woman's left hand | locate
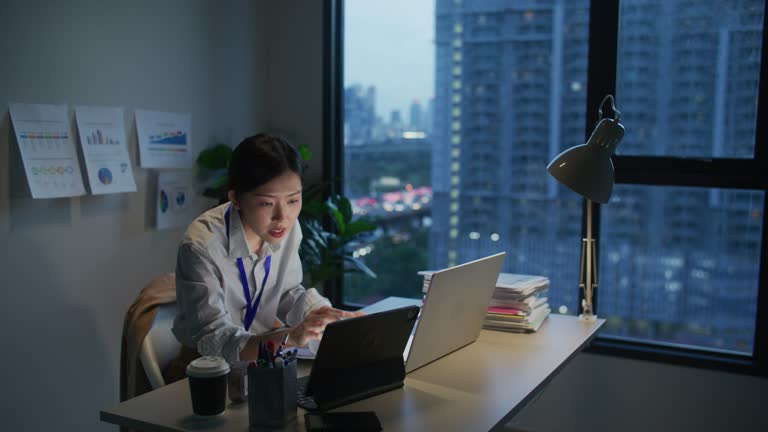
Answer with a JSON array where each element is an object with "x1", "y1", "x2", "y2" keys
[{"x1": 287, "y1": 307, "x2": 365, "y2": 347}]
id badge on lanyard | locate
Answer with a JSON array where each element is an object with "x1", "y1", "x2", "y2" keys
[{"x1": 225, "y1": 204, "x2": 272, "y2": 330}]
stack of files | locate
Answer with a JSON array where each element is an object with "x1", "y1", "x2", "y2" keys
[{"x1": 483, "y1": 273, "x2": 551, "y2": 333}]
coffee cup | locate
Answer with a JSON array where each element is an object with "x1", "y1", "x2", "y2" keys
[{"x1": 186, "y1": 356, "x2": 230, "y2": 416}]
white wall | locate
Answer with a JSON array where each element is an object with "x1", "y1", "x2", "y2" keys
[
  {"x1": 0, "y1": 1, "x2": 267, "y2": 430},
  {"x1": 4, "y1": 2, "x2": 765, "y2": 432},
  {"x1": 263, "y1": 0, "x2": 325, "y2": 185}
]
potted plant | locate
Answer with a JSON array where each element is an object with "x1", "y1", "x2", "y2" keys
[{"x1": 196, "y1": 143, "x2": 377, "y2": 289}]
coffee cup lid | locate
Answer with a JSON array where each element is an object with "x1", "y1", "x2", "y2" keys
[{"x1": 186, "y1": 356, "x2": 230, "y2": 378}]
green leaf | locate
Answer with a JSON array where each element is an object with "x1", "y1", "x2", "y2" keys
[
  {"x1": 336, "y1": 195, "x2": 353, "y2": 223},
  {"x1": 326, "y1": 205, "x2": 346, "y2": 236},
  {"x1": 196, "y1": 144, "x2": 232, "y2": 170},
  {"x1": 297, "y1": 144, "x2": 312, "y2": 162},
  {"x1": 345, "y1": 218, "x2": 377, "y2": 237},
  {"x1": 343, "y1": 255, "x2": 377, "y2": 279},
  {"x1": 300, "y1": 200, "x2": 327, "y2": 220}
]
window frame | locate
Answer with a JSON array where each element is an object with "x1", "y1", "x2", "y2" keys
[
  {"x1": 326, "y1": 0, "x2": 768, "y2": 376},
  {"x1": 584, "y1": 0, "x2": 768, "y2": 376}
]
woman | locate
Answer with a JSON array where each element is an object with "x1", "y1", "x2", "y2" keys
[{"x1": 172, "y1": 133, "x2": 357, "y2": 365}]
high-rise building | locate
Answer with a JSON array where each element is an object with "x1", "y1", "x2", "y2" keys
[
  {"x1": 432, "y1": 0, "x2": 762, "y2": 350},
  {"x1": 388, "y1": 109, "x2": 404, "y2": 137},
  {"x1": 599, "y1": 0, "x2": 763, "y2": 350},
  {"x1": 425, "y1": 97, "x2": 435, "y2": 135},
  {"x1": 409, "y1": 99, "x2": 425, "y2": 131},
  {"x1": 432, "y1": 0, "x2": 589, "y2": 311},
  {"x1": 345, "y1": 84, "x2": 376, "y2": 145}
]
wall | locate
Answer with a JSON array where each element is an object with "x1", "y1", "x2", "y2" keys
[
  {"x1": 0, "y1": 1, "x2": 266, "y2": 430},
  {"x1": 5, "y1": 2, "x2": 765, "y2": 432},
  {"x1": 263, "y1": 0, "x2": 325, "y2": 185}
]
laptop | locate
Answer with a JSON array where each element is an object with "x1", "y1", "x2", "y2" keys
[
  {"x1": 404, "y1": 252, "x2": 506, "y2": 373},
  {"x1": 297, "y1": 305, "x2": 420, "y2": 411}
]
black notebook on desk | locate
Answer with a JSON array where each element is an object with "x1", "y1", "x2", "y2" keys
[{"x1": 297, "y1": 305, "x2": 420, "y2": 411}]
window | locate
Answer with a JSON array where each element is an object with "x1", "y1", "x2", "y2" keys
[
  {"x1": 588, "y1": 0, "x2": 768, "y2": 372},
  {"x1": 600, "y1": 185, "x2": 763, "y2": 354},
  {"x1": 331, "y1": 0, "x2": 768, "y2": 374},
  {"x1": 341, "y1": 0, "x2": 591, "y2": 316}
]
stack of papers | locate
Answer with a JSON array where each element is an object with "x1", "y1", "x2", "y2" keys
[{"x1": 483, "y1": 273, "x2": 551, "y2": 333}]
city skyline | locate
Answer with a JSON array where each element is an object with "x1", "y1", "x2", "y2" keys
[
  {"x1": 344, "y1": 0, "x2": 764, "y2": 354},
  {"x1": 345, "y1": 0, "x2": 435, "y2": 119}
]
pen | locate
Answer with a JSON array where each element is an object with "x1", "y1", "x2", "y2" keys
[
  {"x1": 277, "y1": 332, "x2": 290, "y2": 355},
  {"x1": 266, "y1": 340, "x2": 276, "y2": 367},
  {"x1": 283, "y1": 348, "x2": 298, "y2": 365}
]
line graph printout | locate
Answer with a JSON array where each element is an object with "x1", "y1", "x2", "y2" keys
[
  {"x1": 9, "y1": 103, "x2": 86, "y2": 198},
  {"x1": 135, "y1": 110, "x2": 192, "y2": 168},
  {"x1": 75, "y1": 106, "x2": 137, "y2": 194}
]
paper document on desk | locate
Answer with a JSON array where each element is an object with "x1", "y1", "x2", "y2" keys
[{"x1": 294, "y1": 346, "x2": 315, "y2": 360}]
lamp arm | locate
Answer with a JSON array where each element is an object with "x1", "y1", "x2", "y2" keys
[{"x1": 579, "y1": 199, "x2": 598, "y2": 321}]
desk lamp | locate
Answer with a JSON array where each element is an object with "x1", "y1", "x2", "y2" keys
[{"x1": 547, "y1": 95, "x2": 624, "y2": 321}]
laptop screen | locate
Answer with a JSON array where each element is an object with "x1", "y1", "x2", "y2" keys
[{"x1": 405, "y1": 252, "x2": 506, "y2": 373}]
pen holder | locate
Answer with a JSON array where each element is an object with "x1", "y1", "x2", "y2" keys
[{"x1": 247, "y1": 361, "x2": 297, "y2": 428}]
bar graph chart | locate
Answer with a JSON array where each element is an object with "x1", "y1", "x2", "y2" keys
[{"x1": 85, "y1": 129, "x2": 120, "y2": 145}]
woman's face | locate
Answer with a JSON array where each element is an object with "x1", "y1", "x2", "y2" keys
[{"x1": 232, "y1": 171, "x2": 303, "y2": 246}]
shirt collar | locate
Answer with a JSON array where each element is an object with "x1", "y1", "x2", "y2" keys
[{"x1": 226, "y1": 204, "x2": 281, "y2": 259}]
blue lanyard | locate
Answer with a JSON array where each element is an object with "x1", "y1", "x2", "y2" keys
[{"x1": 225, "y1": 204, "x2": 272, "y2": 330}]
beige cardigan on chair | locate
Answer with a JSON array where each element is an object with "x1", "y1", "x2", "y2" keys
[{"x1": 119, "y1": 273, "x2": 177, "y2": 402}]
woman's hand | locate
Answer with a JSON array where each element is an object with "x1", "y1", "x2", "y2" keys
[{"x1": 287, "y1": 307, "x2": 366, "y2": 347}]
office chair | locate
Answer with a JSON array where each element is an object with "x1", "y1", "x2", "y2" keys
[{"x1": 139, "y1": 303, "x2": 181, "y2": 389}]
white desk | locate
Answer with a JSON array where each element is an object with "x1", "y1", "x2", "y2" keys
[{"x1": 102, "y1": 314, "x2": 603, "y2": 432}]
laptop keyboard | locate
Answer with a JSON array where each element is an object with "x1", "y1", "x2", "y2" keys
[{"x1": 296, "y1": 375, "x2": 318, "y2": 411}]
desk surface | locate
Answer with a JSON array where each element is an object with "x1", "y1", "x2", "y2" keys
[{"x1": 102, "y1": 313, "x2": 603, "y2": 432}]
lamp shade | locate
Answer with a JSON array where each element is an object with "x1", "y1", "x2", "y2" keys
[{"x1": 547, "y1": 117, "x2": 625, "y2": 204}]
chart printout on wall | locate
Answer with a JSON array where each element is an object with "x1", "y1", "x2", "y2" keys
[
  {"x1": 135, "y1": 109, "x2": 192, "y2": 169},
  {"x1": 9, "y1": 103, "x2": 87, "y2": 199},
  {"x1": 157, "y1": 170, "x2": 195, "y2": 230},
  {"x1": 74, "y1": 106, "x2": 137, "y2": 195}
]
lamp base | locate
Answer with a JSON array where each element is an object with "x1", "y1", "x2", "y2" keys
[{"x1": 578, "y1": 313, "x2": 598, "y2": 322}]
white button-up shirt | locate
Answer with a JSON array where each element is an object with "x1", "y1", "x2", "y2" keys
[{"x1": 172, "y1": 202, "x2": 331, "y2": 363}]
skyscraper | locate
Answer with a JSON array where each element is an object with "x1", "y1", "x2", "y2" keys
[
  {"x1": 432, "y1": 0, "x2": 589, "y2": 311},
  {"x1": 409, "y1": 99, "x2": 425, "y2": 131},
  {"x1": 432, "y1": 0, "x2": 763, "y2": 350},
  {"x1": 345, "y1": 84, "x2": 376, "y2": 145}
]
